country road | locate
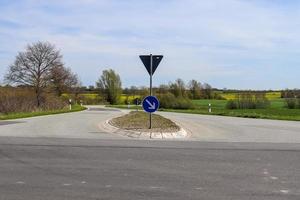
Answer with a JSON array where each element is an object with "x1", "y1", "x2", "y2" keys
[
  {"x1": 1, "y1": 106, "x2": 300, "y2": 143},
  {"x1": 0, "y1": 138, "x2": 300, "y2": 200},
  {"x1": 0, "y1": 106, "x2": 300, "y2": 200},
  {"x1": 0, "y1": 106, "x2": 126, "y2": 139},
  {"x1": 160, "y1": 111, "x2": 300, "y2": 143}
]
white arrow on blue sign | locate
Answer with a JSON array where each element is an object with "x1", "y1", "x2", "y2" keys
[{"x1": 142, "y1": 96, "x2": 159, "y2": 113}]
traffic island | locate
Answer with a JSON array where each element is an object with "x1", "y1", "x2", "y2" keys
[{"x1": 105, "y1": 111, "x2": 188, "y2": 139}]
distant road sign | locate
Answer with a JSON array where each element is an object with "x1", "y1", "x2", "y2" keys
[
  {"x1": 142, "y1": 96, "x2": 159, "y2": 113},
  {"x1": 139, "y1": 55, "x2": 163, "y2": 75}
]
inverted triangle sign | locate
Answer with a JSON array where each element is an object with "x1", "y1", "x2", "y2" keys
[{"x1": 139, "y1": 55, "x2": 163, "y2": 75}]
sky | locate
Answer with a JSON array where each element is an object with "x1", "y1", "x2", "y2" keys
[{"x1": 0, "y1": 0, "x2": 300, "y2": 90}]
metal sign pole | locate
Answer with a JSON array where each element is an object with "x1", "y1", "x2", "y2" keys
[
  {"x1": 149, "y1": 54, "x2": 153, "y2": 129},
  {"x1": 139, "y1": 54, "x2": 163, "y2": 129}
]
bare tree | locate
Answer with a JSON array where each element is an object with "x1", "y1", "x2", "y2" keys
[
  {"x1": 202, "y1": 83, "x2": 213, "y2": 99},
  {"x1": 188, "y1": 80, "x2": 202, "y2": 99},
  {"x1": 169, "y1": 78, "x2": 186, "y2": 97},
  {"x1": 5, "y1": 41, "x2": 63, "y2": 107},
  {"x1": 50, "y1": 64, "x2": 79, "y2": 96}
]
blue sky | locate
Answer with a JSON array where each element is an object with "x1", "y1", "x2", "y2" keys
[{"x1": 0, "y1": 0, "x2": 299, "y2": 89}]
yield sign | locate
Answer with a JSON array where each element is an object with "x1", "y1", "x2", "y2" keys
[{"x1": 139, "y1": 55, "x2": 163, "y2": 75}]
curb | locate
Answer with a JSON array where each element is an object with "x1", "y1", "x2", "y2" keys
[{"x1": 99, "y1": 115, "x2": 188, "y2": 140}]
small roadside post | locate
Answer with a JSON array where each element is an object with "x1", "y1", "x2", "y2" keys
[
  {"x1": 69, "y1": 99, "x2": 72, "y2": 110},
  {"x1": 139, "y1": 54, "x2": 163, "y2": 129},
  {"x1": 134, "y1": 98, "x2": 139, "y2": 111},
  {"x1": 208, "y1": 103, "x2": 212, "y2": 113}
]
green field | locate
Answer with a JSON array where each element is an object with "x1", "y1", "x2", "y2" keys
[
  {"x1": 62, "y1": 91, "x2": 300, "y2": 121},
  {"x1": 167, "y1": 99, "x2": 300, "y2": 121},
  {"x1": 109, "y1": 98, "x2": 300, "y2": 121}
]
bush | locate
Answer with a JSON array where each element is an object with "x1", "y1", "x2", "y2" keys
[
  {"x1": 226, "y1": 92, "x2": 270, "y2": 109},
  {"x1": 0, "y1": 87, "x2": 67, "y2": 114},
  {"x1": 158, "y1": 93, "x2": 194, "y2": 109},
  {"x1": 0, "y1": 88, "x2": 36, "y2": 113},
  {"x1": 226, "y1": 100, "x2": 238, "y2": 109},
  {"x1": 285, "y1": 98, "x2": 297, "y2": 109},
  {"x1": 40, "y1": 94, "x2": 67, "y2": 110}
]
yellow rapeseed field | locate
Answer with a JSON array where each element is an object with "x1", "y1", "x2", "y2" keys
[{"x1": 220, "y1": 92, "x2": 281, "y2": 100}]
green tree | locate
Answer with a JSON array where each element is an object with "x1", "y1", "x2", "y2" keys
[{"x1": 96, "y1": 69, "x2": 122, "y2": 105}]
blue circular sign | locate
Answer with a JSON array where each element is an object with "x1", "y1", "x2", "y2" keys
[{"x1": 142, "y1": 96, "x2": 159, "y2": 113}]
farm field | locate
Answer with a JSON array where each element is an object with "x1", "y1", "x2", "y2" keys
[
  {"x1": 62, "y1": 90, "x2": 300, "y2": 121},
  {"x1": 110, "y1": 98, "x2": 300, "y2": 121},
  {"x1": 186, "y1": 99, "x2": 300, "y2": 121},
  {"x1": 219, "y1": 91, "x2": 281, "y2": 100}
]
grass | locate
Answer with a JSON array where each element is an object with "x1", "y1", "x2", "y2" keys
[
  {"x1": 109, "y1": 98, "x2": 300, "y2": 121},
  {"x1": 163, "y1": 99, "x2": 300, "y2": 121},
  {"x1": 110, "y1": 111, "x2": 179, "y2": 132},
  {"x1": 0, "y1": 104, "x2": 86, "y2": 120},
  {"x1": 162, "y1": 107, "x2": 300, "y2": 121}
]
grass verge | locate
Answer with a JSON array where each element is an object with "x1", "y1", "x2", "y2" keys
[
  {"x1": 0, "y1": 104, "x2": 86, "y2": 120},
  {"x1": 110, "y1": 111, "x2": 180, "y2": 132}
]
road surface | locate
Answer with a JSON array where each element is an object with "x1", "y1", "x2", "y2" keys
[
  {"x1": 1, "y1": 106, "x2": 300, "y2": 143},
  {"x1": 0, "y1": 138, "x2": 299, "y2": 200},
  {"x1": 160, "y1": 111, "x2": 300, "y2": 143},
  {"x1": 0, "y1": 106, "x2": 126, "y2": 139},
  {"x1": 0, "y1": 106, "x2": 300, "y2": 199}
]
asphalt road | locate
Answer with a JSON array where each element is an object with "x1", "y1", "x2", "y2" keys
[
  {"x1": 0, "y1": 106, "x2": 127, "y2": 139},
  {"x1": 160, "y1": 111, "x2": 300, "y2": 143},
  {"x1": 0, "y1": 106, "x2": 300, "y2": 199},
  {"x1": 1, "y1": 106, "x2": 300, "y2": 143},
  {"x1": 0, "y1": 138, "x2": 299, "y2": 200}
]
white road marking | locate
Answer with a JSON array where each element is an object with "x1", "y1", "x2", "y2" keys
[
  {"x1": 280, "y1": 189, "x2": 289, "y2": 194},
  {"x1": 281, "y1": 181, "x2": 287, "y2": 184},
  {"x1": 150, "y1": 186, "x2": 162, "y2": 189},
  {"x1": 63, "y1": 183, "x2": 71, "y2": 186},
  {"x1": 195, "y1": 187, "x2": 203, "y2": 190},
  {"x1": 105, "y1": 185, "x2": 112, "y2": 188},
  {"x1": 263, "y1": 169, "x2": 269, "y2": 175},
  {"x1": 81, "y1": 181, "x2": 86, "y2": 184},
  {"x1": 16, "y1": 181, "x2": 25, "y2": 184},
  {"x1": 270, "y1": 176, "x2": 278, "y2": 180}
]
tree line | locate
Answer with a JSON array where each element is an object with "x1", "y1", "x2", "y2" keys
[
  {"x1": 96, "y1": 70, "x2": 221, "y2": 109},
  {"x1": 2, "y1": 41, "x2": 299, "y2": 114}
]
